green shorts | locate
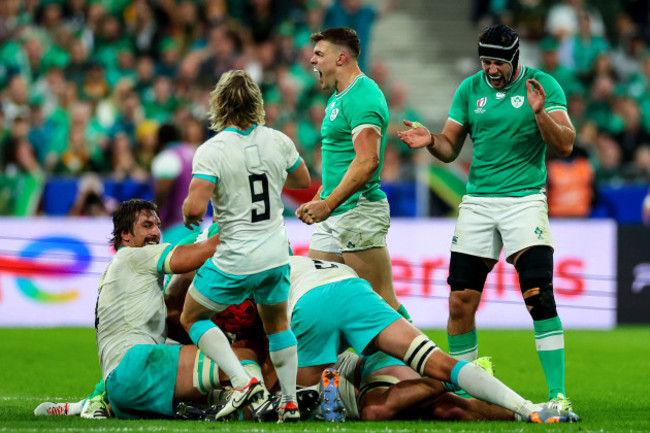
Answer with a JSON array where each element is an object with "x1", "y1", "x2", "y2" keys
[
  {"x1": 193, "y1": 259, "x2": 290, "y2": 306},
  {"x1": 291, "y1": 278, "x2": 401, "y2": 367},
  {"x1": 105, "y1": 344, "x2": 180, "y2": 419}
]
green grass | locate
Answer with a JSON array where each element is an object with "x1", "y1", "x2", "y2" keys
[{"x1": 1, "y1": 327, "x2": 649, "y2": 432}]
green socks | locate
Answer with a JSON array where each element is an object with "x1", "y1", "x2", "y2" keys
[
  {"x1": 534, "y1": 316, "x2": 566, "y2": 399},
  {"x1": 448, "y1": 328, "x2": 478, "y2": 361}
]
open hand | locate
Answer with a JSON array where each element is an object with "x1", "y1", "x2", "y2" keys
[
  {"x1": 526, "y1": 78, "x2": 546, "y2": 114},
  {"x1": 397, "y1": 120, "x2": 432, "y2": 149}
]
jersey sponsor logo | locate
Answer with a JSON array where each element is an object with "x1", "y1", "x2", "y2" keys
[
  {"x1": 474, "y1": 97, "x2": 487, "y2": 114},
  {"x1": 496, "y1": 92, "x2": 506, "y2": 99},
  {"x1": 330, "y1": 108, "x2": 340, "y2": 121},
  {"x1": 511, "y1": 95, "x2": 525, "y2": 108}
]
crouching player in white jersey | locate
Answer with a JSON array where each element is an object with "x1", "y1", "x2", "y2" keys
[
  {"x1": 181, "y1": 70, "x2": 311, "y2": 422},
  {"x1": 286, "y1": 256, "x2": 580, "y2": 424},
  {"x1": 94, "y1": 199, "x2": 222, "y2": 419}
]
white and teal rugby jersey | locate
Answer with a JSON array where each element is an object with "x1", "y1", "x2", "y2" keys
[{"x1": 192, "y1": 125, "x2": 301, "y2": 275}]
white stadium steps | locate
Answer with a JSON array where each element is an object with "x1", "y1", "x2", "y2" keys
[{"x1": 368, "y1": 0, "x2": 479, "y2": 130}]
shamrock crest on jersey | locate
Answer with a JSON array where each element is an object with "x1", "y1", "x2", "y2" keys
[{"x1": 511, "y1": 95, "x2": 525, "y2": 108}]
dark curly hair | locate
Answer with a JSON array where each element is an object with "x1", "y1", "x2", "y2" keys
[{"x1": 110, "y1": 199, "x2": 158, "y2": 251}]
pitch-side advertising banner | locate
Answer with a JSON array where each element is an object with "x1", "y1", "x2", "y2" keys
[{"x1": 0, "y1": 218, "x2": 616, "y2": 329}]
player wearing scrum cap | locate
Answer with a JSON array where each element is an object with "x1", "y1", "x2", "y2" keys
[{"x1": 398, "y1": 24, "x2": 576, "y2": 411}]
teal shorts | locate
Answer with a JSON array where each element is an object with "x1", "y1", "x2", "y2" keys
[
  {"x1": 360, "y1": 351, "x2": 406, "y2": 383},
  {"x1": 291, "y1": 278, "x2": 401, "y2": 367},
  {"x1": 193, "y1": 260, "x2": 290, "y2": 306},
  {"x1": 105, "y1": 344, "x2": 180, "y2": 419}
]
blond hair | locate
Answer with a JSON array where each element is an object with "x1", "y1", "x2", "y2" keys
[{"x1": 208, "y1": 70, "x2": 265, "y2": 131}]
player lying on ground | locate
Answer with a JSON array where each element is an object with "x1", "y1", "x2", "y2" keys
[
  {"x1": 286, "y1": 256, "x2": 580, "y2": 424},
  {"x1": 330, "y1": 351, "x2": 544, "y2": 422}
]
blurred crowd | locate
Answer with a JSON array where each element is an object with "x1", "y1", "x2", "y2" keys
[
  {"x1": 0, "y1": 0, "x2": 404, "y2": 216},
  {"x1": 0, "y1": 0, "x2": 648, "y2": 219}
]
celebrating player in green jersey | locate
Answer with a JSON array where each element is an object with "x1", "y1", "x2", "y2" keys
[
  {"x1": 398, "y1": 24, "x2": 576, "y2": 411},
  {"x1": 296, "y1": 27, "x2": 408, "y2": 319}
]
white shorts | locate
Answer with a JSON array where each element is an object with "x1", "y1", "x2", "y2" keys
[
  {"x1": 309, "y1": 198, "x2": 390, "y2": 254},
  {"x1": 450, "y1": 194, "x2": 553, "y2": 262}
]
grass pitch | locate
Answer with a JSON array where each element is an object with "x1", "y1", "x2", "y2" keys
[{"x1": 1, "y1": 327, "x2": 648, "y2": 432}]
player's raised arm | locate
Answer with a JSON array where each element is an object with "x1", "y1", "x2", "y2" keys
[
  {"x1": 526, "y1": 78, "x2": 575, "y2": 158},
  {"x1": 398, "y1": 119, "x2": 467, "y2": 163}
]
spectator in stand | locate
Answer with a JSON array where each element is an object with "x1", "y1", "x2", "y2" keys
[
  {"x1": 386, "y1": 80, "x2": 420, "y2": 175},
  {"x1": 134, "y1": 119, "x2": 159, "y2": 172},
  {"x1": 546, "y1": 0, "x2": 606, "y2": 42},
  {"x1": 585, "y1": 74, "x2": 618, "y2": 134},
  {"x1": 1, "y1": 75, "x2": 30, "y2": 127},
  {"x1": 106, "y1": 44, "x2": 137, "y2": 88},
  {"x1": 2, "y1": 115, "x2": 40, "y2": 176},
  {"x1": 157, "y1": 37, "x2": 181, "y2": 78},
  {"x1": 562, "y1": 10, "x2": 610, "y2": 84},
  {"x1": 143, "y1": 76, "x2": 177, "y2": 123},
  {"x1": 610, "y1": 13, "x2": 646, "y2": 83},
  {"x1": 133, "y1": 55, "x2": 155, "y2": 102},
  {"x1": 151, "y1": 121, "x2": 198, "y2": 244},
  {"x1": 108, "y1": 131, "x2": 148, "y2": 181},
  {"x1": 594, "y1": 132, "x2": 625, "y2": 183},
  {"x1": 68, "y1": 173, "x2": 111, "y2": 217},
  {"x1": 108, "y1": 88, "x2": 144, "y2": 144},
  {"x1": 546, "y1": 144, "x2": 595, "y2": 218},
  {"x1": 614, "y1": 96, "x2": 650, "y2": 163},
  {"x1": 197, "y1": 24, "x2": 241, "y2": 88},
  {"x1": 128, "y1": 0, "x2": 166, "y2": 60},
  {"x1": 538, "y1": 37, "x2": 582, "y2": 97},
  {"x1": 65, "y1": 38, "x2": 91, "y2": 89},
  {"x1": 324, "y1": 0, "x2": 399, "y2": 71}
]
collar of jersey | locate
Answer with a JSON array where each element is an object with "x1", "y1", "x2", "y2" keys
[
  {"x1": 223, "y1": 124, "x2": 257, "y2": 135},
  {"x1": 483, "y1": 65, "x2": 526, "y2": 91},
  {"x1": 335, "y1": 74, "x2": 366, "y2": 99}
]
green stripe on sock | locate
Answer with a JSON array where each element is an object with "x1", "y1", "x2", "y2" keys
[
  {"x1": 197, "y1": 352, "x2": 207, "y2": 394},
  {"x1": 448, "y1": 329, "x2": 478, "y2": 358},
  {"x1": 209, "y1": 358, "x2": 216, "y2": 388}
]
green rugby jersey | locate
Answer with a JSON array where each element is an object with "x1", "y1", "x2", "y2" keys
[
  {"x1": 449, "y1": 66, "x2": 567, "y2": 196},
  {"x1": 320, "y1": 74, "x2": 388, "y2": 214}
]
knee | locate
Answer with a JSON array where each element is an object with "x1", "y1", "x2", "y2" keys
[
  {"x1": 448, "y1": 292, "x2": 478, "y2": 322},
  {"x1": 515, "y1": 247, "x2": 558, "y2": 320},
  {"x1": 447, "y1": 253, "x2": 490, "y2": 293}
]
